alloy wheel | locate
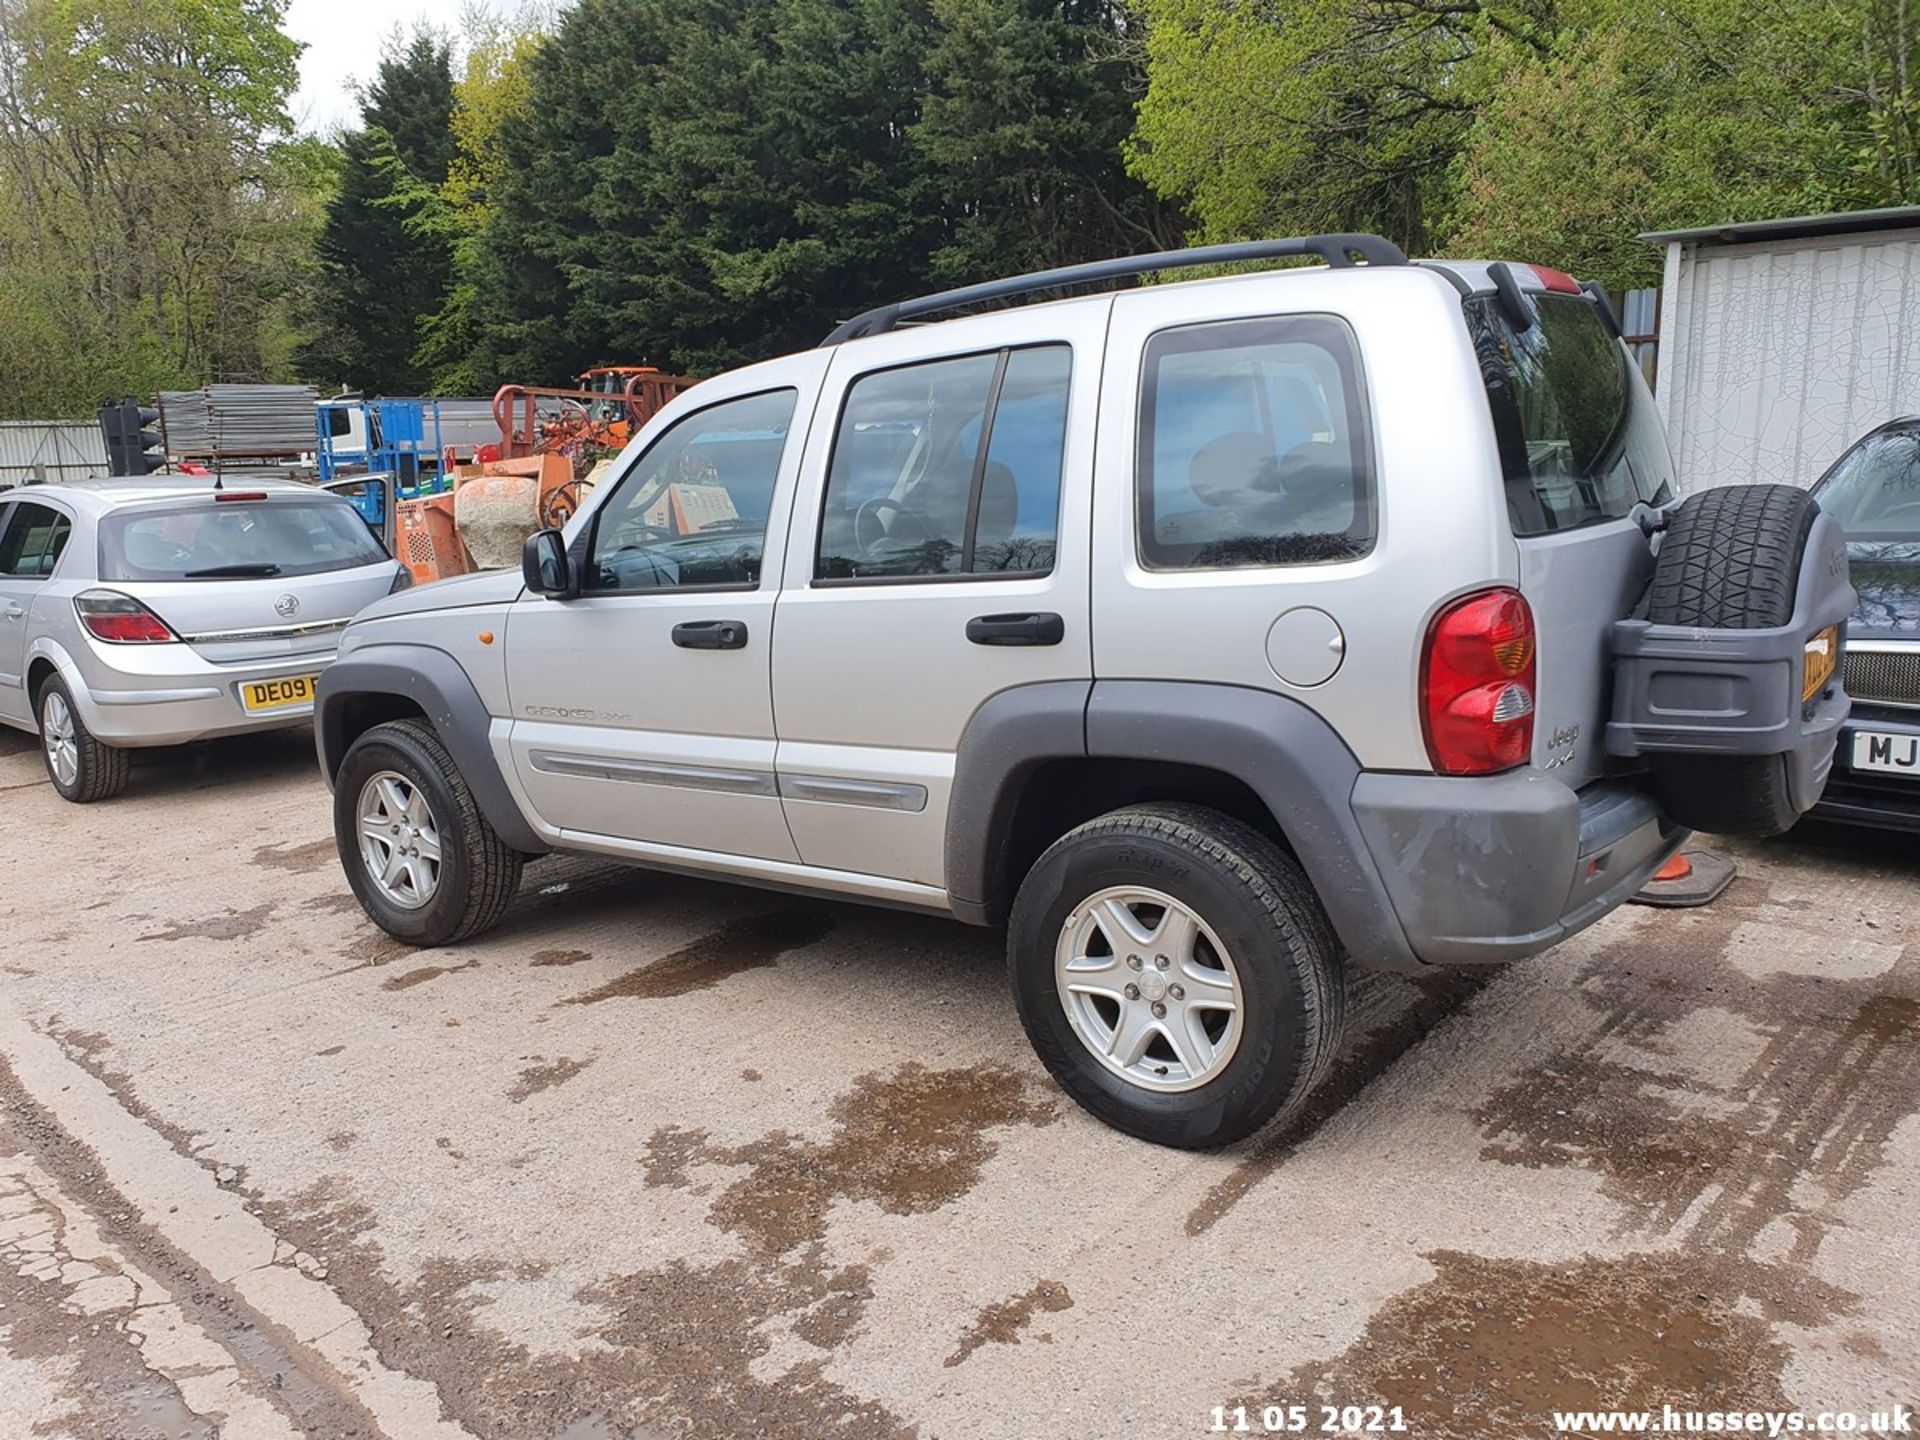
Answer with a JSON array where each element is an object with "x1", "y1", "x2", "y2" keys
[
  {"x1": 40, "y1": 691, "x2": 78, "y2": 789},
  {"x1": 1053, "y1": 886, "x2": 1244, "y2": 1093},
  {"x1": 356, "y1": 770, "x2": 443, "y2": 910}
]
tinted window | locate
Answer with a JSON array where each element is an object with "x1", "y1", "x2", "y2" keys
[
  {"x1": 587, "y1": 389, "x2": 796, "y2": 592},
  {"x1": 1471, "y1": 294, "x2": 1674, "y2": 535},
  {"x1": 1818, "y1": 427, "x2": 1920, "y2": 540},
  {"x1": 100, "y1": 499, "x2": 386, "y2": 581},
  {"x1": 0, "y1": 503, "x2": 71, "y2": 578},
  {"x1": 817, "y1": 344, "x2": 1070, "y2": 581},
  {"x1": 1138, "y1": 316, "x2": 1373, "y2": 569}
]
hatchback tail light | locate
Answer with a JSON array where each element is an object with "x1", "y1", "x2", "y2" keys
[
  {"x1": 1421, "y1": 587, "x2": 1536, "y2": 775},
  {"x1": 75, "y1": 590, "x2": 178, "y2": 644}
]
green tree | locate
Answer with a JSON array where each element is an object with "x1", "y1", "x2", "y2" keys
[
  {"x1": 0, "y1": 0, "x2": 304, "y2": 416},
  {"x1": 1128, "y1": 0, "x2": 1920, "y2": 289},
  {"x1": 914, "y1": 0, "x2": 1177, "y2": 281},
  {"x1": 1126, "y1": 0, "x2": 1544, "y2": 255},
  {"x1": 471, "y1": 0, "x2": 1172, "y2": 386},
  {"x1": 1452, "y1": 0, "x2": 1920, "y2": 286},
  {"x1": 412, "y1": 10, "x2": 545, "y2": 393},
  {"x1": 301, "y1": 31, "x2": 458, "y2": 394}
]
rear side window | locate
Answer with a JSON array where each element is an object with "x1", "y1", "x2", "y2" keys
[
  {"x1": 0, "y1": 503, "x2": 71, "y2": 578},
  {"x1": 1471, "y1": 294, "x2": 1674, "y2": 535},
  {"x1": 100, "y1": 499, "x2": 388, "y2": 581},
  {"x1": 1137, "y1": 315, "x2": 1374, "y2": 570},
  {"x1": 816, "y1": 344, "x2": 1071, "y2": 581}
]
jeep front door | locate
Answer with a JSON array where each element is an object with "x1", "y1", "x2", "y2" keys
[
  {"x1": 771, "y1": 304, "x2": 1105, "y2": 887},
  {"x1": 503, "y1": 361, "x2": 825, "y2": 859}
]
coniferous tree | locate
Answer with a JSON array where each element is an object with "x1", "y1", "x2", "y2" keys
[{"x1": 301, "y1": 32, "x2": 458, "y2": 394}]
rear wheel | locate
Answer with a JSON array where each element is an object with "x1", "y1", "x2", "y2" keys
[
  {"x1": 333, "y1": 718, "x2": 522, "y2": 946},
  {"x1": 36, "y1": 675, "x2": 129, "y2": 803},
  {"x1": 1644, "y1": 484, "x2": 1819, "y2": 835},
  {"x1": 1008, "y1": 803, "x2": 1344, "y2": 1149}
]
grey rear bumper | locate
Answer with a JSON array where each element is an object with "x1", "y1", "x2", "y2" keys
[{"x1": 1351, "y1": 772, "x2": 1682, "y2": 966}]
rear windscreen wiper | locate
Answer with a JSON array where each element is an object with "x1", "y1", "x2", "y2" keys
[{"x1": 182, "y1": 563, "x2": 283, "y2": 577}]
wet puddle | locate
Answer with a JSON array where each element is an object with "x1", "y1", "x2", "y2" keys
[
  {"x1": 559, "y1": 908, "x2": 835, "y2": 1004},
  {"x1": 645, "y1": 1061, "x2": 1058, "y2": 1254}
]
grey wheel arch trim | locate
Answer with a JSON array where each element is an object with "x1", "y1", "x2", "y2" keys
[
  {"x1": 314, "y1": 643, "x2": 549, "y2": 857},
  {"x1": 944, "y1": 679, "x2": 1424, "y2": 974}
]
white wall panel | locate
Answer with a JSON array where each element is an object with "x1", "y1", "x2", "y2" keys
[{"x1": 1660, "y1": 228, "x2": 1920, "y2": 491}]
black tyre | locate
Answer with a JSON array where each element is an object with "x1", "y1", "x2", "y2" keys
[
  {"x1": 333, "y1": 718, "x2": 523, "y2": 946},
  {"x1": 1008, "y1": 802, "x2": 1345, "y2": 1149},
  {"x1": 35, "y1": 674, "x2": 129, "y2": 803},
  {"x1": 1644, "y1": 484, "x2": 1819, "y2": 836}
]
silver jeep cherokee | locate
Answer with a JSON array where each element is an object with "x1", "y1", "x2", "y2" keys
[{"x1": 315, "y1": 237, "x2": 1854, "y2": 1147}]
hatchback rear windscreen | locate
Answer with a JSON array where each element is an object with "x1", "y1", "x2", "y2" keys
[
  {"x1": 100, "y1": 499, "x2": 389, "y2": 581},
  {"x1": 1469, "y1": 293, "x2": 1675, "y2": 535}
]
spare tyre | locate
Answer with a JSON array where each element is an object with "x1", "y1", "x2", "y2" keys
[{"x1": 1641, "y1": 484, "x2": 1820, "y2": 836}]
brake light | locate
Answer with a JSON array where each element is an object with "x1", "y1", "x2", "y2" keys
[
  {"x1": 75, "y1": 591, "x2": 177, "y2": 644},
  {"x1": 214, "y1": 491, "x2": 270, "y2": 502},
  {"x1": 1529, "y1": 264, "x2": 1581, "y2": 295},
  {"x1": 1421, "y1": 587, "x2": 1536, "y2": 775}
]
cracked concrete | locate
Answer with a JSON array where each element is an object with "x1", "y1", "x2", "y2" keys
[{"x1": 0, "y1": 725, "x2": 1915, "y2": 1438}]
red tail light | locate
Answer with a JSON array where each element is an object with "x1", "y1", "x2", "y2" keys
[
  {"x1": 1529, "y1": 264, "x2": 1581, "y2": 294},
  {"x1": 75, "y1": 591, "x2": 177, "y2": 644},
  {"x1": 1421, "y1": 587, "x2": 1536, "y2": 775}
]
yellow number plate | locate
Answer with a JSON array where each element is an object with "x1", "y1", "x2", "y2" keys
[
  {"x1": 241, "y1": 673, "x2": 319, "y2": 713},
  {"x1": 1803, "y1": 625, "x2": 1838, "y2": 703}
]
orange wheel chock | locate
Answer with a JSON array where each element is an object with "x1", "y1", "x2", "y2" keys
[{"x1": 1650, "y1": 852, "x2": 1694, "y2": 884}]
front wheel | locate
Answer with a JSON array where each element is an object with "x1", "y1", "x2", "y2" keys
[
  {"x1": 333, "y1": 718, "x2": 523, "y2": 946},
  {"x1": 1008, "y1": 803, "x2": 1345, "y2": 1149}
]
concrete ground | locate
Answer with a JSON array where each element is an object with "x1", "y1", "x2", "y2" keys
[{"x1": 0, "y1": 724, "x2": 1915, "y2": 1440}]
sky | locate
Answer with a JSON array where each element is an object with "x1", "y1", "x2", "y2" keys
[{"x1": 284, "y1": 0, "x2": 462, "y2": 134}]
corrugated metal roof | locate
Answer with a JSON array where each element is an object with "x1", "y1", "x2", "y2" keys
[{"x1": 1639, "y1": 205, "x2": 1920, "y2": 247}]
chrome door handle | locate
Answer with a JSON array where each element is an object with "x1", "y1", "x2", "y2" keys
[{"x1": 2, "y1": 603, "x2": 23, "y2": 620}]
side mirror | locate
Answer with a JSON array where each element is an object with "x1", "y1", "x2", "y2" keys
[{"x1": 522, "y1": 528, "x2": 576, "y2": 598}]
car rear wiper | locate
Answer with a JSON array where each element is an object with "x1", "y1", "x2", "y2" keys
[{"x1": 182, "y1": 563, "x2": 283, "y2": 577}]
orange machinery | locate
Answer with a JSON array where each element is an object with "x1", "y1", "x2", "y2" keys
[
  {"x1": 491, "y1": 365, "x2": 692, "y2": 462},
  {"x1": 395, "y1": 453, "x2": 577, "y2": 586}
]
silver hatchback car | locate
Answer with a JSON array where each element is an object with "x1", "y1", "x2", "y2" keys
[{"x1": 0, "y1": 477, "x2": 403, "y2": 801}]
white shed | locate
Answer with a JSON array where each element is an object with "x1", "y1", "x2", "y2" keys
[{"x1": 1641, "y1": 205, "x2": 1920, "y2": 493}]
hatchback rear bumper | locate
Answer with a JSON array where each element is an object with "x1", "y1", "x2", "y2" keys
[
  {"x1": 1351, "y1": 772, "x2": 1681, "y2": 966},
  {"x1": 66, "y1": 646, "x2": 337, "y2": 747}
]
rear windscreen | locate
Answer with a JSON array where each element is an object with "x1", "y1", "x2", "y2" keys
[
  {"x1": 1469, "y1": 293, "x2": 1674, "y2": 535},
  {"x1": 100, "y1": 499, "x2": 389, "y2": 581}
]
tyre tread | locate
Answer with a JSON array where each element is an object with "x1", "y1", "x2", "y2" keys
[{"x1": 1642, "y1": 484, "x2": 1818, "y2": 836}]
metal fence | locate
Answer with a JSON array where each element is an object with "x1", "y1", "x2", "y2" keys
[{"x1": 0, "y1": 420, "x2": 108, "y2": 488}]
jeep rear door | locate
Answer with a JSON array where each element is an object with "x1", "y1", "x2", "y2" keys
[
  {"x1": 769, "y1": 302, "x2": 1106, "y2": 887},
  {"x1": 1467, "y1": 284, "x2": 1670, "y2": 785},
  {"x1": 501, "y1": 353, "x2": 829, "y2": 860}
]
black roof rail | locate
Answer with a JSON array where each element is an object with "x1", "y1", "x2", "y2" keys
[{"x1": 820, "y1": 234, "x2": 1409, "y2": 346}]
